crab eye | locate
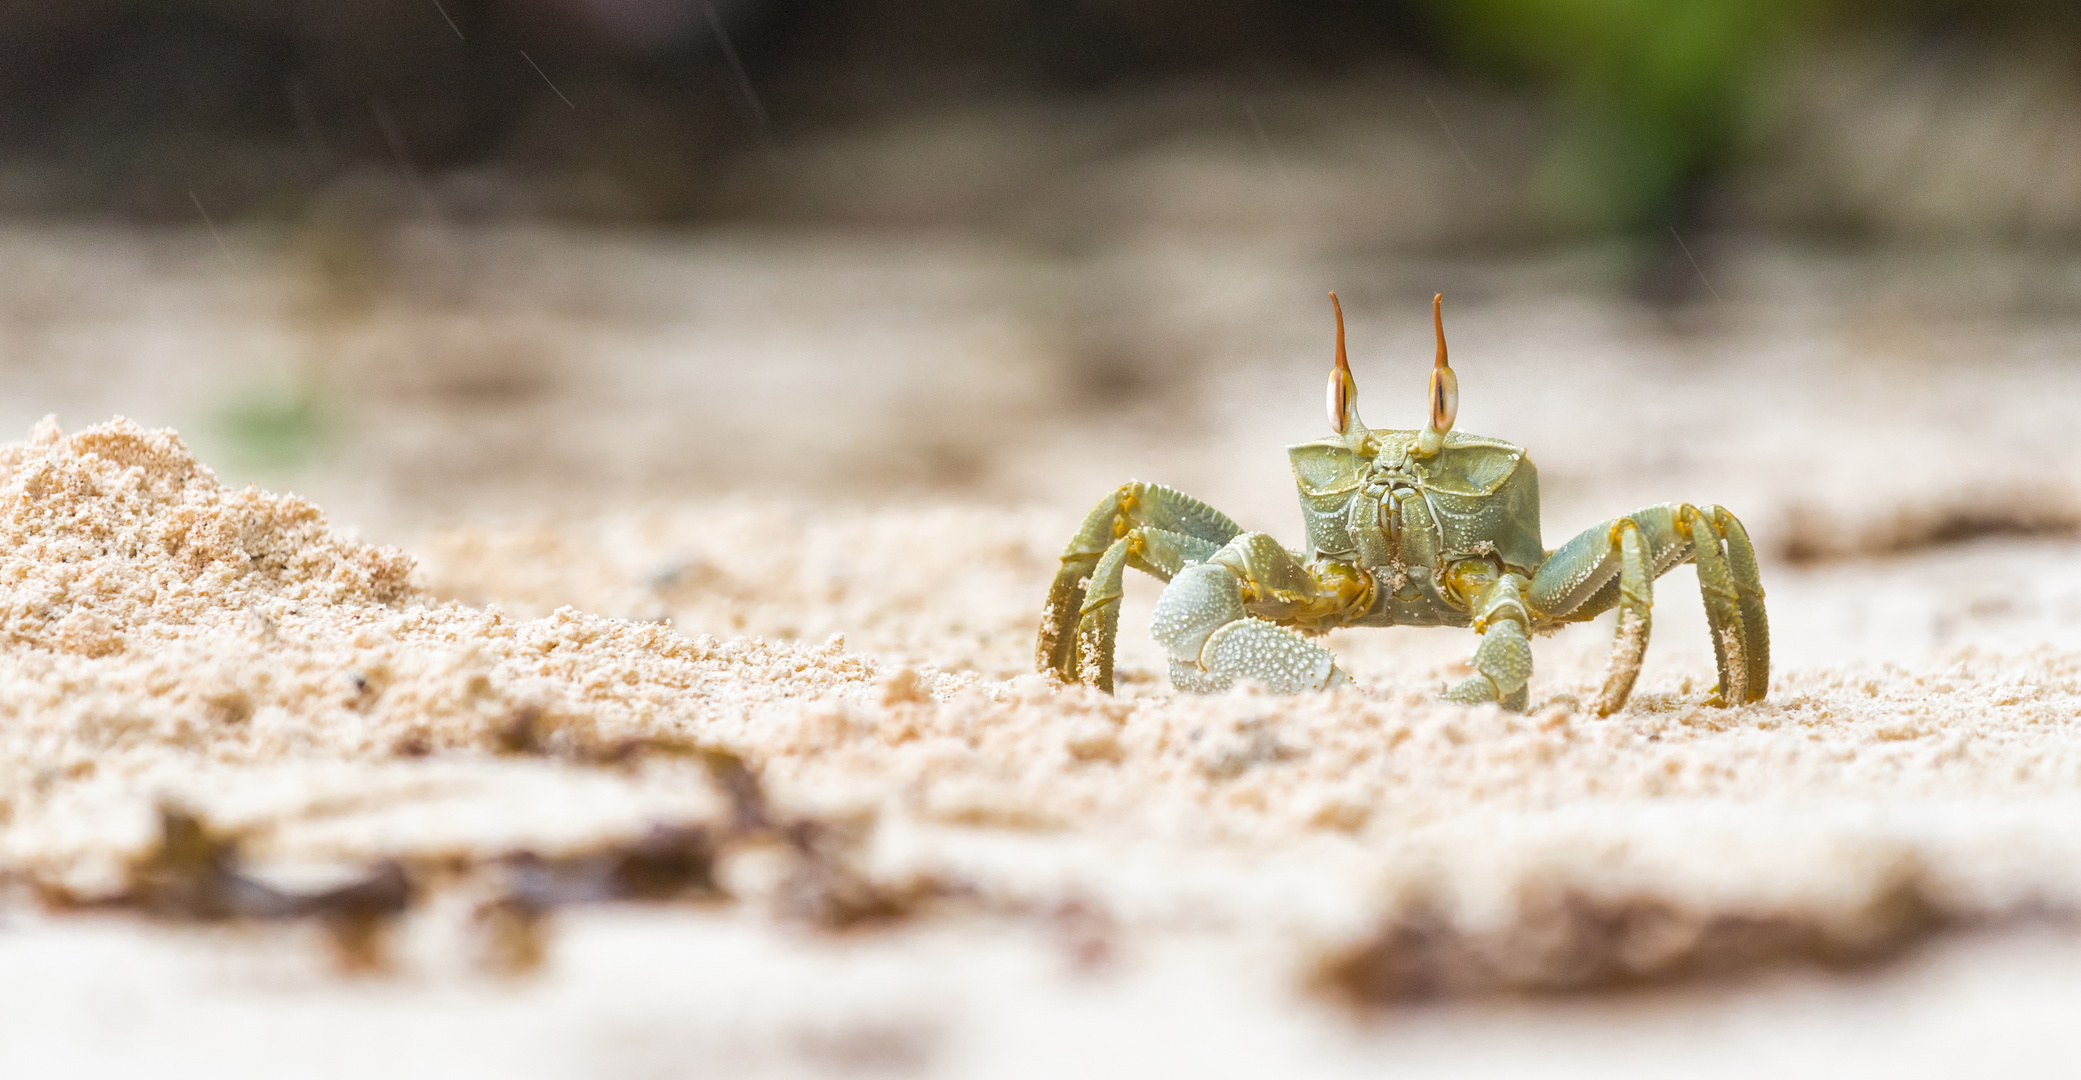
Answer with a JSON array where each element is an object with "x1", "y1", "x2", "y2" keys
[
  {"x1": 1326, "y1": 291, "x2": 1361, "y2": 434},
  {"x1": 1429, "y1": 365, "x2": 1458, "y2": 433},
  {"x1": 1426, "y1": 292, "x2": 1457, "y2": 435}
]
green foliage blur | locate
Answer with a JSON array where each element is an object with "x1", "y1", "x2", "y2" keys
[
  {"x1": 1432, "y1": 0, "x2": 1825, "y2": 234},
  {"x1": 216, "y1": 388, "x2": 328, "y2": 471}
]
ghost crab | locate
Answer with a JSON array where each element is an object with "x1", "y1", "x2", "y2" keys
[{"x1": 1036, "y1": 294, "x2": 1769, "y2": 714}]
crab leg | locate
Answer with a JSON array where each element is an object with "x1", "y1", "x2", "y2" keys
[
  {"x1": 1529, "y1": 514, "x2": 1659, "y2": 714},
  {"x1": 1444, "y1": 572, "x2": 1537, "y2": 711},
  {"x1": 1712, "y1": 506, "x2": 1770, "y2": 703},
  {"x1": 1039, "y1": 482, "x2": 1241, "y2": 685},
  {"x1": 1528, "y1": 502, "x2": 1771, "y2": 713},
  {"x1": 1071, "y1": 526, "x2": 1220, "y2": 691},
  {"x1": 1593, "y1": 519, "x2": 1653, "y2": 716},
  {"x1": 1683, "y1": 505, "x2": 1751, "y2": 706}
]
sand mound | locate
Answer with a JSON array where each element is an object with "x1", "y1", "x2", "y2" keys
[
  {"x1": 0, "y1": 419, "x2": 888, "y2": 871},
  {"x1": 0, "y1": 418, "x2": 412, "y2": 650}
]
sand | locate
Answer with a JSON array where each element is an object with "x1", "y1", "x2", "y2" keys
[
  {"x1": 3, "y1": 227, "x2": 2081, "y2": 1076},
  {"x1": 1, "y1": 408, "x2": 2080, "y2": 1076}
]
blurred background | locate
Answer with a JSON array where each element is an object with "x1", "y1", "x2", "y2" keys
[
  {"x1": 3, "y1": 0, "x2": 2079, "y2": 234},
  {"x1": 2, "y1": 0, "x2": 2081, "y2": 629},
  {"x1": 7, "y1": 0, "x2": 2081, "y2": 237}
]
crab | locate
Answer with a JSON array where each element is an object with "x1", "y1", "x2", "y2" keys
[{"x1": 1035, "y1": 293, "x2": 1769, "y2": 714}]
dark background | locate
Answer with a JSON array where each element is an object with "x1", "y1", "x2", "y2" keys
[{"x1": 5, "y1": 0, "x2": 2076, "y2": 240}]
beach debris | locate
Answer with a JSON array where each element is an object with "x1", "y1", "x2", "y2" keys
[
  {"x1": 702, "y1": 747, "x2": 773, "y2": 833},
  {"x1": 472, "y1": 821, "x2": 726, "y2": 976},
  {"x1": 469, "y1": 747, "x2": 953, "y2": 973},
  {"x1": 1313, "y1": 871, "x2": 1947, "y2": 1005},
  {"x1": 1777, "y1": 496, "x2": 2081, "y2": 564},
  {"x1": 770, "y1": 816, "x2": 954, "y2": 932},
  {"x1": 35, "y1": 803, "x2": 412, "y2": 973},
  {"x1": 1047, "y1": 898, "x2": 1118, "y2": 974},
  {"x1": 18, "y1": 751, "x2": 965, "y2": 978},
  {"x1": 488, "y1": 704, "x2": 748, "y2": 773},
  {"x1": 498, "y1": 824, "x2": 726, "y2": 908}
]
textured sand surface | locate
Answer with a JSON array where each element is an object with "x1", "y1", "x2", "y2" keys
[
  {"x1": 2, "y1": 417, "x2": 2081, "y2": 1077},
  {"x1": 3, "y1": 228, "x2": 2081, "y2": 1077}
]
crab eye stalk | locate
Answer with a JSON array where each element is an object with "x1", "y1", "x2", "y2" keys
[
  {"x1": 1415, "y1": 292, "x2": 1459, "y2": 457},
  {"x1": 1326, "y1": 291, "x2": 1367, "y2": 441}
]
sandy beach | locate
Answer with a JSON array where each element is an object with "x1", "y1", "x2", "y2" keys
[{"x1": 2, "y1": 227, "x2": 2081, "y2": 1077}]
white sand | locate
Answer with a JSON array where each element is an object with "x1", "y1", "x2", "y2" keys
[
  {"x1": 3, "y1": 228, "x2": 2081, "y2": 1077},
  {"x1": 0, "y1": 412, "x2": 2079, "y2": 1077}
]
